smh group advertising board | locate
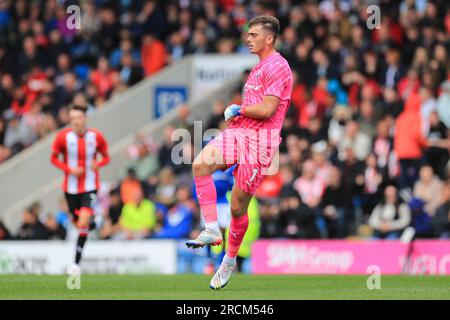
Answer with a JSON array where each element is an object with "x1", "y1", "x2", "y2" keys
[{"x1": 252, "y1": 240, "x2": 450, "y2": 275}]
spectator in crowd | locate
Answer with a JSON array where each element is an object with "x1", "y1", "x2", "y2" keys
[
  {"x1": 144, "y1": 174, "x2": 159, "y2": 201},
  {"x1": 311, "y1": 141, "x2": 332, "y2": 186},
  {"x1": 394, "y1": 93, "x2": 429, "y2": 190},
  {"x1": 52, "y1": 53, "x2": 72, "y2": 89},
  {"x1": 294, "y1": 160, "x2": 324, "y2": 210},
  {"x1": 54, "y1": 72, "x2": 78, "y2": 109},
  {"x1": 408, "y1": 197, "x2": 432, "y2": 239},
  {"x1": 337, "y1": 120, "x2": 372, "y2": 162},
  {"x1": 153, "y1": 185, "x2": 195, "y2": 239},
  {"x1": 0, "y1": 74, "x2": 14, "y2": 116},
  {"x1": 338, "y1": 147, "x2": 365, "y2": 226},
  {"x1": 16, "y1": 206, "x2": 48, "y2": 240},
  {"x1": 155, "y1": 166, "x2": 177, "y2": 206},
  {"x1": 259, "y1": 200, "x2": 283, "y2": 239},
  {"x1": 43, "y1": 213, "x2": 66, "y2": 240},
  {"x1": 17, "y1": 35, "x2": 45, "y2": 77},
  {"x1": 185, "y1": 29, "x2": 212, "y2": 54},
  {"x1": 10, "y1": 85, "x2": 36, "y2": 116},
  {"x1": 166, "y1": 31, "x2": 186, "y2": 63},
  {"x1": 23, "y1": 100, "x2": 45, "y2": 138},
  {"x1": 100, "y1": 189, "x2": 123, "y2": 240},
  {"x1": 306, "y1": 116, "x2": 327, "y2": 145},
  {"x1": 175, "y1": 104, "x2": 195, "y2": 133},
  {"x1": 0, "y1": 117, "x2": 6, "y2": 144},
  {"x1": 0, "y1": 221, "x2": 11, "y2": 240},
  {"x1": 118, "y1": 52, "x2": 143, "y2": 87},
  {"x1": 368, "y1": 185, "x2": 411, "y2": 240},
  {"x1": 361, "y1": 153, "x2": 384, "y2": 216},
  {"x1": 398, "y1": 68, "x2": 421, "y2": 103},
  {"x1": 3, "y1": 113, "x2": 35, "y2": 153},
  {"x1": 284, "y1": 134, "x2": 304, "y2": 173},
  {"x1": 425, "y1": 111, "x2": 449, "y2": 180},
  {"x1": 54, "y1": 197, "x2": 71, "y2": 232},
  {"x1": 413, "y1": 165, "x2": 444, "y2": 216},
  {"x1": 118, "y1": 188, "x2": 157, "y2": 240},
  {"x1": 381, "y1": 86, "x2": 403, "y2": 118},
  {"x1": 206, "y1": 99, "x2": 227, "y2": 131},
  {"x1": 255, "y1": 171, "x2": 283, "y2": 202},
  {"x1": 96, "y1": 6, "x2": 120, "y2": 55},
  {"x1": 356, "y1": 99, "x2": 378, "y2": 139},
  {"x1": 372, "y1": 119, "x2": 395, "y2": 180},
  {"x1": 89, "y1": 56, "x2": 119, "y2": 99},
  {"x1": 436, "y1": 80, "x2": 450, "y2": 129},
  {"x1": 419, "y1": 87, "x2": 437, "y2": 121},
  {"x1": 120, "y1": 168, "x2": 144, "y2": 205},
  {"x1": 320, "y1": 166, "x2": 348, "y2": 238},
  {"x1": 158, "y1": 125, "x2": 176, "y2": 169},
  {"x1": 279, "y1": 187, "x2": 320, "y2": 239},
  {"x1": 141, "y1": 33, "x2": 166, "y2": 77},
  {"x1": 382, "y1": 46, "x2": 405, "y2": 89},
  {"x1": 109, "y1": 37, "x2": 140, "y2": 70},
  {"x1": 328, "y1": 105, "x2": 351, "y2": 147},
  {"x1": 431, "y1": 182, "x2": 450, "y2": 238},
  {"x1": 278, "y1": 164, "x2": 296, "y2": 195},
  {"x1": 127, "y1": 132, "x2": 159, "y2": 180}
]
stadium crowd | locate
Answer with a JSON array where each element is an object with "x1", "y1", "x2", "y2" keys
[{"x1": 0, "y1": 0, "x2": 450, "y2": 244}]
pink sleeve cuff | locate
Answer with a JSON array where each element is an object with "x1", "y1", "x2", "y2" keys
[{"x1": 240, "y1": 105, "x2": 246, "y2": 116}]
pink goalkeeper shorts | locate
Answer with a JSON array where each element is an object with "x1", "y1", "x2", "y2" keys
[{"x1": 207, "y1": 127, "x2": 279, "y2": 195}]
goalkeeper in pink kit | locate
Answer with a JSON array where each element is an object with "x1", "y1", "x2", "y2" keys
[{"x1": 186, "y1": 16, "x2": 293, "y2": 289}]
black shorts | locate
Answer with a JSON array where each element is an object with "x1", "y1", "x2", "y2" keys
[{"x1": 65, "y1": 190, "x2": 97, "y2": 221}]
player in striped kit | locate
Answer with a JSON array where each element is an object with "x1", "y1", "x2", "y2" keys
[
  {"x1": 51, "y1": 104, "x2": 110, "y2": 274},
  {"x1": 186, "y1": 15, "x2": 293, "y2": 289}
]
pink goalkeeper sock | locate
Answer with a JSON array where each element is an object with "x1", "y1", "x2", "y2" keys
[
  {"x1": 226, "y1": 213, "x2": 249, "y2": 258},
  {"x1": 194, "y1": 175, "x2": 218, "y2": 226}
]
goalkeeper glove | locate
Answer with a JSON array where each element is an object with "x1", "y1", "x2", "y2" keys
[{"x1": 224, "y1": 104, "x2": 242, "y2": 121}]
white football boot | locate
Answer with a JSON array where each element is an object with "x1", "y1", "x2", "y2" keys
[
  {"x1": 210, "y1": 260, "x2": 236, "y2": 290},
  {"x1": 186, "y1": 229, "x2": 223, "y2": 249}
]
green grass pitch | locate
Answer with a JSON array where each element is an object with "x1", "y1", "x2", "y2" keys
[{"x1": 1, "y1": 274, "x2": 449, "y2": 300}]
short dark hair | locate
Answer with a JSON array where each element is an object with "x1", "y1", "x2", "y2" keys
[
  {"x1": 69, "y1": 104, "x2": 87, "y2": 113},
  {"x1": 248, "y1": 15, "x2": 280, "y2": 43}
]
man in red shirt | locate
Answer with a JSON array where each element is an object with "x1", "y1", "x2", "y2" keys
[
  {"x1": 51, "y1": 104, "x2": 109, "y2": 274},
  {"x1": 394, "y1": 93, "x2": 429, "y2": 189},
  {"x1": 141, "y1": 33, "x2": 167, "y2": 77}
]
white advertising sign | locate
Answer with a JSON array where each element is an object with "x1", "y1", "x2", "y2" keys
[
  {"x1": 192, "y1": 54, "x2": 258, "y2": 97},
  {"x1": 0, "y1": 240, "x2": 177, "y2": 274}
]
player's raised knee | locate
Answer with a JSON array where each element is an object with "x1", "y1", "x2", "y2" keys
[{"x1": 192, "y1": 160, "x2": 208, "y2": 177}]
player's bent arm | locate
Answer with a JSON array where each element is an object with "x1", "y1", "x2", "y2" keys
[
  {"x1": 50, "y1": 151, "x2": 71, "y2": 174},
  {"x1": 97, "y1": 133, "x2": 110, "y2": 168},
  {"x1": 51, "y1": 132, "x2": 71, "y2": 173},
  {"x1": 95, "y1": 152, "x2": 110, "y2": 168},
  {"x1": 241, "y1": 95, "x2": 280, "y2": 120}
]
